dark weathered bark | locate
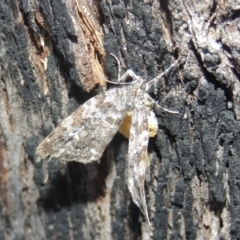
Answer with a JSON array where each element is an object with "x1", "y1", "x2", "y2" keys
[{"x1": 1, "y1": 0, "x2": 240, "y2": 239}]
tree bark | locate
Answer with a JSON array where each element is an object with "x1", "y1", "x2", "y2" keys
[{"x1": 0, "y1": 0, "x2": 240, "y2": 239}]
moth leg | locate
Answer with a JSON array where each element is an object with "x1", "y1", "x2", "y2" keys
[
  {"x1": 156, "y1": 103, "x2": 179, "y2": 114},
  {"x1": 145, "y1": 94, "x2": 178, "y2": 114}
]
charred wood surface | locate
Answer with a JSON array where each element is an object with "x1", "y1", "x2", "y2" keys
[{"x1": 0, "y1": 0, "x2": 240, "y2": 239}]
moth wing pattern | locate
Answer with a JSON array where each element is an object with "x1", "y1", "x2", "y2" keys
[
  {"x1": 127, "y1": 88, "x2": 150, "y2": 225},
  {"x1": 36, "y1": 87, "x2": 132, "y2": 163}
]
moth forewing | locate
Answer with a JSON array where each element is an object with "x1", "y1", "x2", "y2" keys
[
  {"x1": 36, "y1": 87, "x2": 135, "y2": 163},
  {"x1": 127, "y1": 88, "x2": 151, "y2": 226}
]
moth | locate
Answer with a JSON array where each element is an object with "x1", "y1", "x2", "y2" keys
[{"x1": 36, "y1": 54, "x2": 179, "y2": 227}]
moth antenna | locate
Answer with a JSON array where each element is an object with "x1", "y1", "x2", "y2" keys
[
  {"x1": 110, "y1": 53, "x2": 121, "y2": 82},
  {"x1": 150, "y1": 54, "x2": 189, "y2": 90},
  {"x1": 110, "y1": 53, "x2": 142, "y2": 83},
  {"x1": 146, "y1": 57, "x2": 182, "y2": 90}
]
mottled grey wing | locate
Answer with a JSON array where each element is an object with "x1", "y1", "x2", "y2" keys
[
  {"x1": 36, "y1": 87, "x2": 130, "y2": 163},
  {"x1": 127, "y1": 89, "x2": 151, "y2": 225}
]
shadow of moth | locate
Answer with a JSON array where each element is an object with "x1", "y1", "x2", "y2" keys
[{"x1": 36, "y1": 54, "x2": 180, "y2": 227}]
